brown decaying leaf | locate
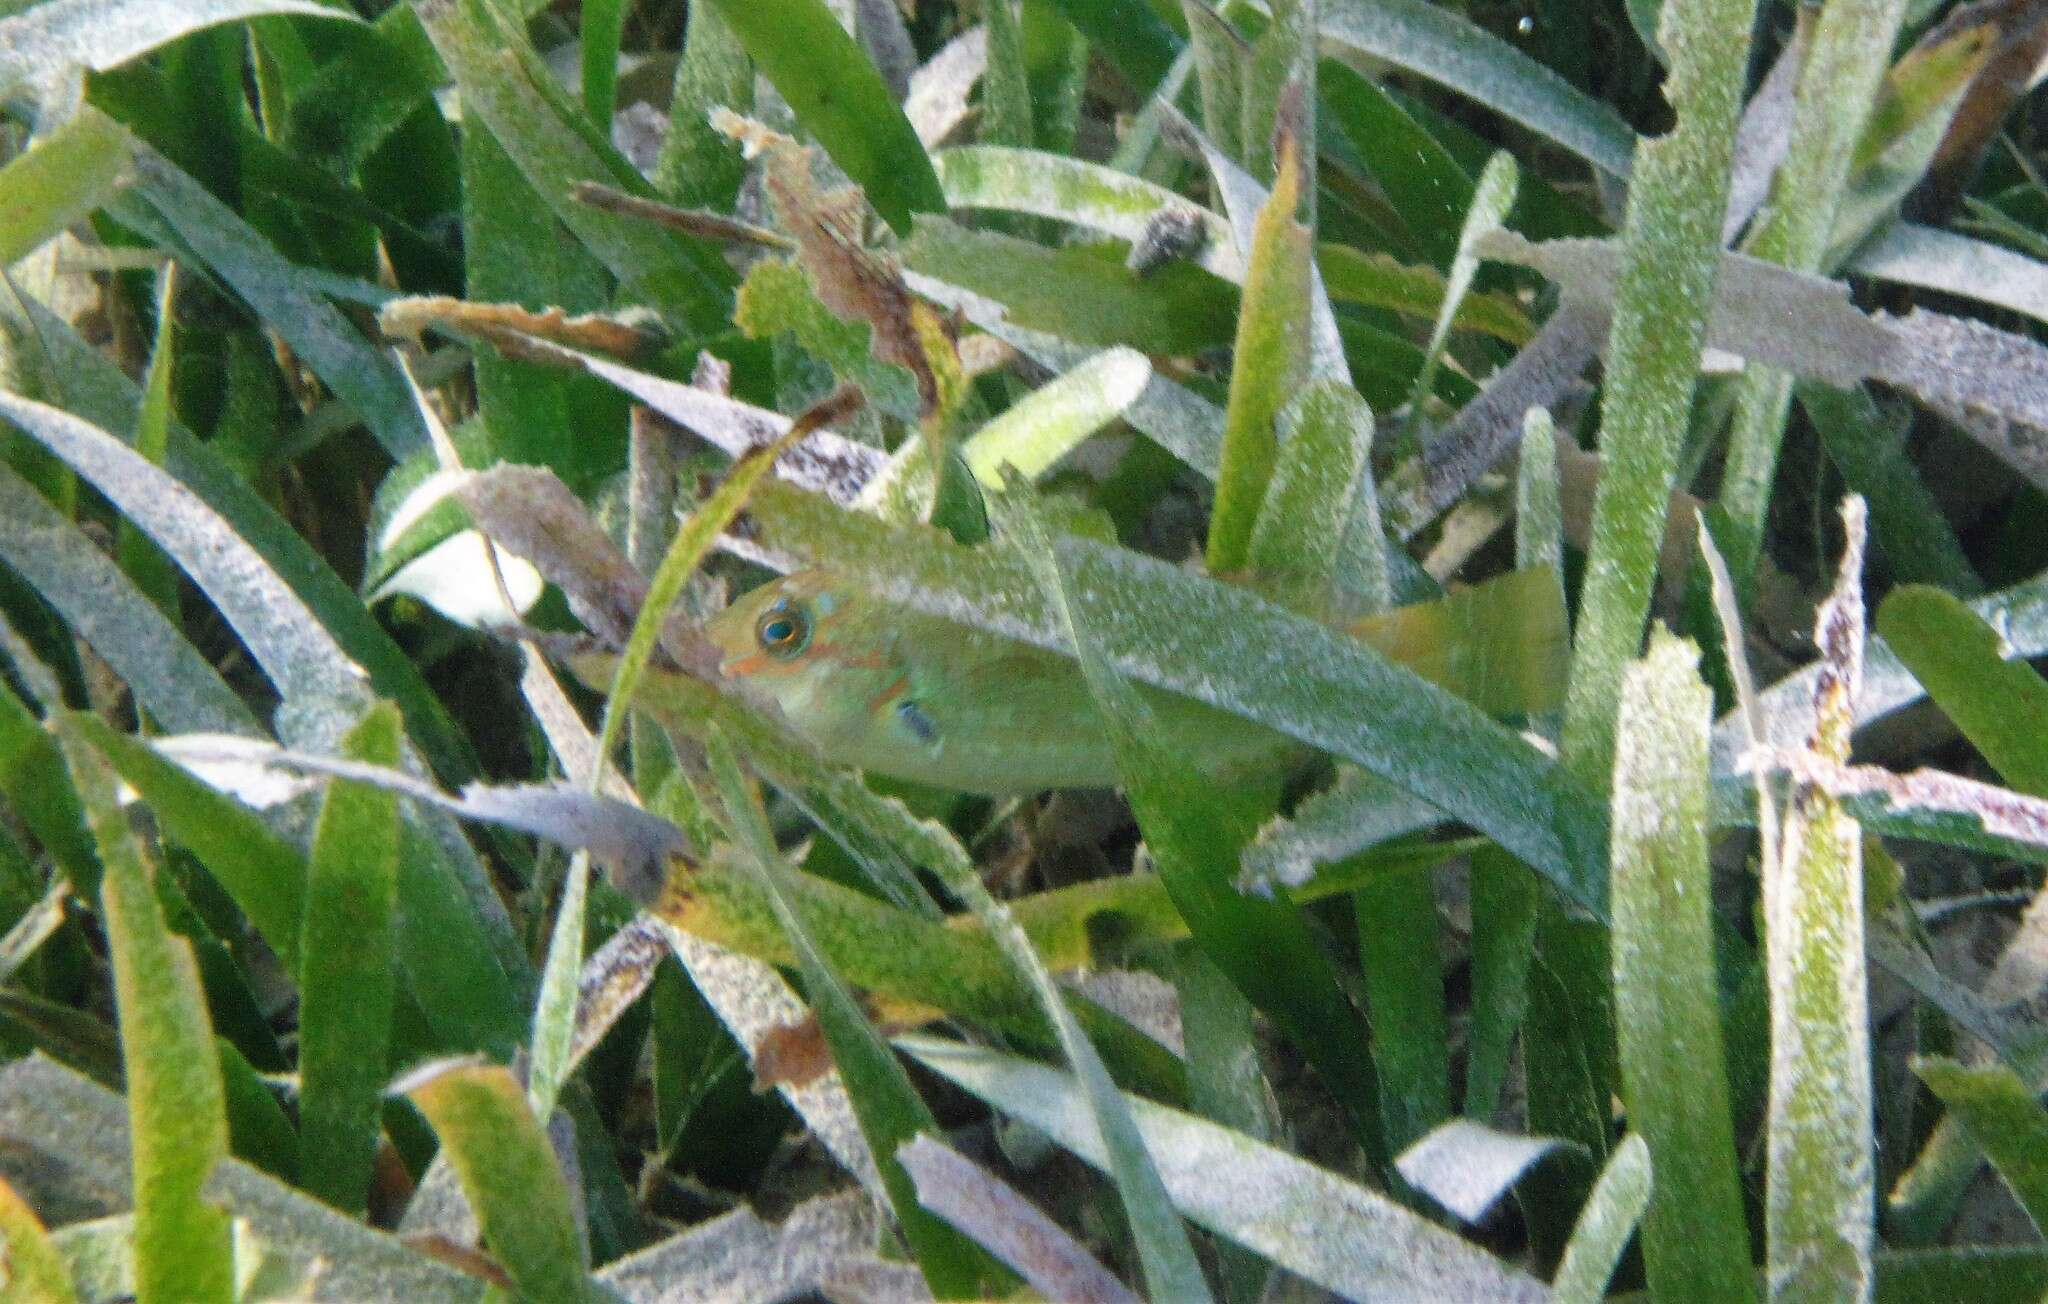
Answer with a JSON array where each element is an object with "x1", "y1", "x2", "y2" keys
[
  {"x1": 377, "y1": 295, "x2": 661, "y2": 360},
  {"x1": 751, "y1": 1016, "x2": 837, "y2": 1090},
  {"x1": 569, "y1": 180, "x2": 796, "y2": 250},
  {"x1": 1910, "y1": 0, "x2": 2048, "y2": 217},
  {"x1": 714, "y1": 108, "x2": 950, "y2": 416}
]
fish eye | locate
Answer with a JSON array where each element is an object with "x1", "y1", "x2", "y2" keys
[{"x1": 755, "y1": 601, "x2": 811, "y2": 659}]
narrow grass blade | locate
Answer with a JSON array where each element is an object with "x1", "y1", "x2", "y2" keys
[
  {"x1": 703, "y1": 731, "x2": 1012, "y2": 1297},
  {"x1": 1551, "y1": 1133, "x2": 1653, "y2": 1304},
  {"x1": 0, "y1": 106, "x2": 133, "y2": 264},
  {"x1": 1717, "y1": 0, "x2": 1913, "y2": 571},
  {"x1": 901, "y1": 1135, "x2": 1140, "y2": 1304},
  {"x1": 702, "y1": 0, "x2": 943, "y2": 235},
  {"x1": 656, "y1": 0, "x2": 750, "y2": 207},
  {"x1": 1399, "y1": 151, "x2": 1516, "y2": 447},
  {"x1": 900, "y1": 1035, "x2": 1549, "y2": 1302},
  {"x1": 1802, "y1": 384, "x2": 1978, "y2": 595},
  {"x1": 1848, "y1": 221, "x2": 2048, "y2": 330},
  {"x1": 1764, "y1": 498, "x2": 1876, "y2": 1300},
  {"x1": 1247, "y1": 381, "x2": 1372, "y2": 609},
  {"x1": 401, "y1": 1060, "x2": 598, "y2": 1302},
  {"x1": 0, "y1": 685, "x2": 95, "y2": 893},
  {"x1": 115, "y1": 266, "x2": 182, "y2": 624},
  {"x1": 55, "y1": 721, "x2": 233, "y2": 1304},
  {"x1": 122, "y1": 150, "x2": 428, "y2": 460},
  {"x1": 417, "y1": 0, "x2": 732, "y2": 333},
  {"x1": 1611, "y1": 630, "x2": 1755, "y2": 1302},
  {"x1": 1315, "y1": 0, "x2": 1636, "y2": 179},
  {"x1": 1557, "y1": 0, "x2": 1757, "y2": 790},
  {"x1": 0, "y1": 461, "x2": 258, "y2": 737},
  {"x1": 1206, "y1": 133, "x2": 1310, "y2": 575},
  {"x1": 1877, "y1": 585, "x2": 2048, "y2": 796},
  {"x1": 1912, "y1": 1057, "x2": 2048, "y2": 1233},
  {"x1": 579, "y1": 0, "x2": 624, "y2": 126},
  {"x1": 297, "y1": 703, "x2": 402, "y2": 1216},
  {"x1": 1010, "y1": 481, "x2": 1386, "y2": 1166},
  {"x1": 1357, "y1": 857, "x2": 1448, "y2": 1154},
  {"x1": 979, "y1": 0, "x2": 1033, "y2": 149}
]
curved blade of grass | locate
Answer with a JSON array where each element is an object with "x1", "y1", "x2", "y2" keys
[
  {"x1": 1912, "y1": 1057, "x2": 2048, "y2": 1233},
  {"x1": 401, "y1": 1060, "x2": 599, "y2": 1303},
  {"x1": 900, "y1": 1034, "x2": 1550, "y2": 1302},
  {"x1": 0, "y1": 391, "x2": 364, "y2": 711},
  {"x1": 1877, "y1": 585, "x2": 2048, "y2": 796},
  {"x1": 1610, "y1": 630, "x2": 1755, "y2": 1302},
  {"x1": 901, "y1": 216, "x2": 1239, "y2": 355},
  {"x1": 1394, "y1": 1119, "x2": 1576, "y2": 1223},
  {"x1": 703, "y1": 730, "x2": 1011, "y2": 1298},
  {"x1": 747, "y1": 480, "x2": 1611, "y2": 917},
  {"x1": 861, "y1": 347, "x2": 1151, "y2": 521},
  {"x1": 0, "y1": 388, "x2": 527, "y2": 1037},
  {"x1": 1551, "y1": 1133, "x2": 1653, "y2": 1304},
  {"x1": 0, "y1": 107, "x2": 133, "y2": 265},
  {"x1": 932, "y1": 147, "x2": 1239, "y2": 275},
  {"x1": 1849, "y1": 221, "x2": 2048, "y2": 330},
  {"x1": 0, "y1": 0, "x2": 346, "y2": 93},
  {"x1": 1312, "y1": 0, "x2": 1636, "y2": 179},
  {"x1": 0, "y1": 460, "x2": 258, "y2": 737},
  {"x1": 56, "y1": 720, "x2": 233, "y2": 1304},
  {"x1": 0, "y1": 290, "x2": 481, "y2": 787},
  {"x1": 120, "y1": 148, "x2": 427, "y2": 460},
  {"x1": 296, "y1": 703, "x2": 402, "y2": 1217},
  {"x1": 1011, "y1": 479, "x2": 1387, "y2": 1165},
  {"x1": 701, "y1": 0, "x2": 943, "y2": 236}
]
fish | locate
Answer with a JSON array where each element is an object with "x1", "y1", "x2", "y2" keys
[{"x1": 704, "y1": 567, "x2": 1567, "y2": 794}]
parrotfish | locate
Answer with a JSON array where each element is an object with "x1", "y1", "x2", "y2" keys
[{"x1": 703, "y1": 567, "x2": 1567, "y2": 794}]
